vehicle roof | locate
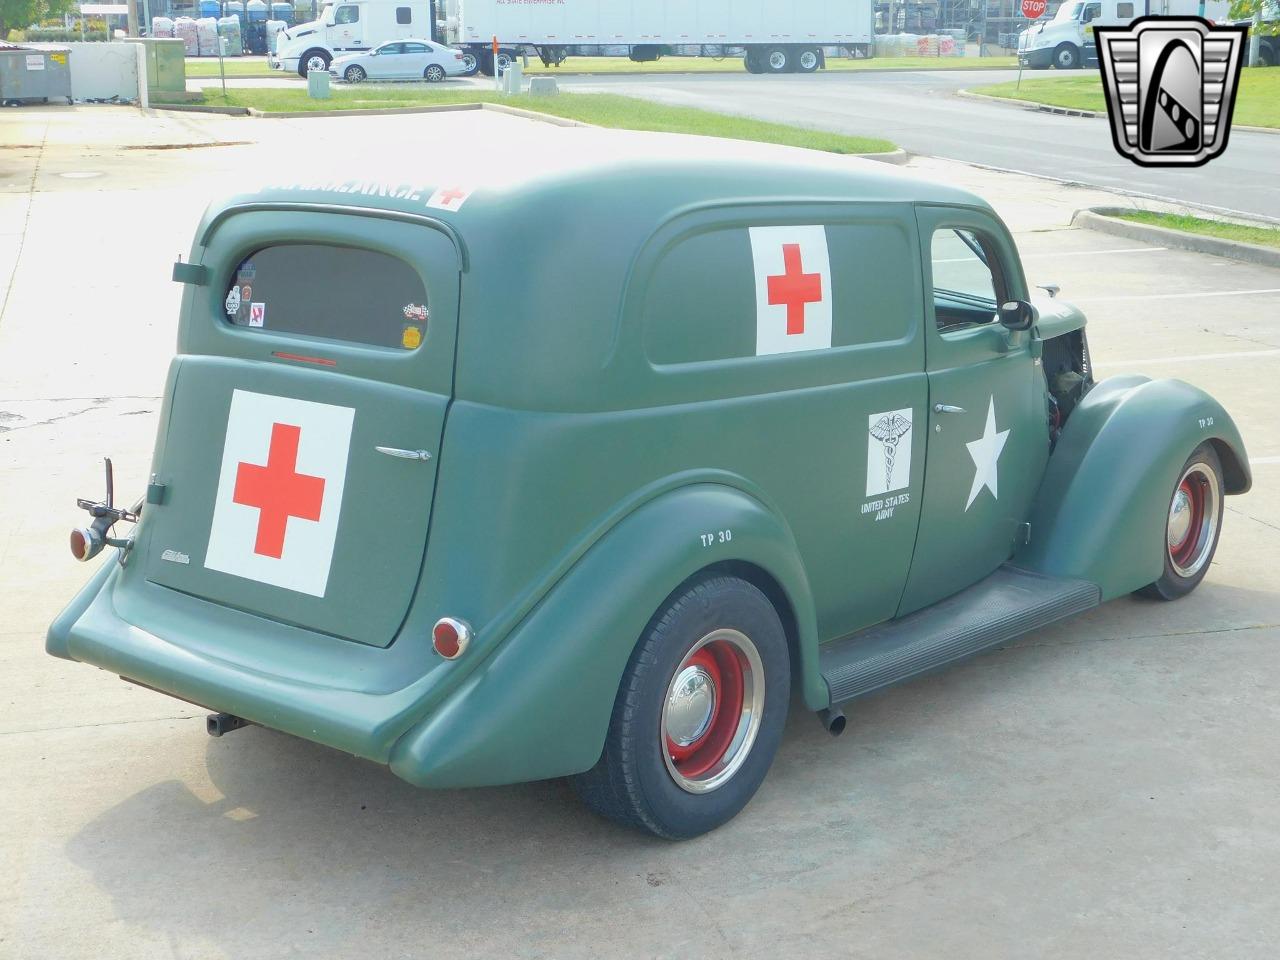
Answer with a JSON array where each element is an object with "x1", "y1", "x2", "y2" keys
[{"x1": 200, "y1": 128, "x2": 993, "y2": 247}]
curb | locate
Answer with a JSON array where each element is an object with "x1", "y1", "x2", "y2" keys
[
  {"x1": 1072, "y1": 208, "x2": 1280, "y2": 269},
  {"x1": 958, "y1": 88, "x2": 1280, "y2": 134},
  {"x1": 955, "y1": 88, "x2": 1099, "y2": 117},
  {"x1": 148, "y1": 98, "x2": 908, "y2": 160}
]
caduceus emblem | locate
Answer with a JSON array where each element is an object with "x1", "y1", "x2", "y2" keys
[{"x1": 869, "y1": 413, "x2": 912, "y2": 491}]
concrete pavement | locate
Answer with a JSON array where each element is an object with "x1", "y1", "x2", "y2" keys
[{"x1": 2, "y1": 106, "x2": 1278, "y2": 959}]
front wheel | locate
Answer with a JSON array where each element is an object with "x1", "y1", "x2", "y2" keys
[
  {"x1": 344, "y1": 64, "x2": 365, "y2": 83},
  {"x1": 299, "y1": 50, "x2": 331, "y2": 76},
  {"x1": 1054, "y1": 42, "x2": 1080, "y2": 69},
  {"x1": 424, "y1": 63, "x2": 445, "y2": 82},
  {"x1": 1139, "y1": 443, "x2": 1224, "y2": 601},
  {"x1": 572, "y1": 576, "x2": 790, "y2": 839}
]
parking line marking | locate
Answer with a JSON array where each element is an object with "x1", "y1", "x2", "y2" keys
[
  {"x1": 1074, "y1": 289, "x2": 1280, "y2": 302},
  {"x1": 1251, "y1": 456, "x2": 1280, "y2": 466},
  {"x1": 1100, "y1": 348, "x2": 1280, "y2": 368}
]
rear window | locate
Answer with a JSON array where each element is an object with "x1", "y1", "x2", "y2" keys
[{"x1": 223, "y1": 244, "x2": 429, "y2": 351}]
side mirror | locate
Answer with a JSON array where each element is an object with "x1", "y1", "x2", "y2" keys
[{"x1": 998, "y1": 300, "x2": 1038, "y2": 331}]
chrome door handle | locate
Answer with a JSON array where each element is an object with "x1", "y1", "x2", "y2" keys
[
  {"x1": 375, "y1": 446, "x2": 431, "y2": 461},
  {"x1": 933, "y1": 403, "x2": 966, "y2": 415}
]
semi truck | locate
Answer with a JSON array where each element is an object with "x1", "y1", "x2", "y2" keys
[
  {"x1": 1018, "y1": 0, "x2": 1230, "y2": 69},
  {"x1": 273, "y1": 0, "x2": 875, "y2": 76}
]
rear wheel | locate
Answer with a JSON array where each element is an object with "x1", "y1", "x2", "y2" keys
[
  {"x1": 424, "y1": 63, "x2": 445, "y2": 82},
  {"x1": 796, "y1": 46, "x2": 821, "y2": 73},
  {"x1": 458, "y1": 49, "x2": 480, "y2": 76},
  {"x1": 343, "y1": 64, "x2": 365, "y2": 83},
  {"x1": 1139, "y1": 443, "x2": 1224, "y2": 601},
  {"x1": 763, "y1": 46, "x2": 792, "y2": 74},
  {"x1": 572, "y1": 576, "x2": 790, "y2": 839}
]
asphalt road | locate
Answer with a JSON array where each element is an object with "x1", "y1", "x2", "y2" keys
[
  {"x1": 553, "y1": 69, "x2": 1280, "y2": 221},
  {"x1": 2, "y1": 107, "x2": 1279, "y2": 958}
]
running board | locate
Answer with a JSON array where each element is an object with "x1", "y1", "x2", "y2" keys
[{"x1": 820, "y1": 566, "x2": 1101, "y2": 706}]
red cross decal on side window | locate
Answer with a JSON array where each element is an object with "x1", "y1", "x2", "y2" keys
[
  {"x1": 232, "y1": 422, "x2": 326, "y2": 559},
  {"x1": 767, "y1": 243, "x2": 823, "y2": 336},
  {"x1": 436, "y1": 186, "x2": 467, "y2": 207}
]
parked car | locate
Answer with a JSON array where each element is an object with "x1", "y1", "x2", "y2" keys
[
  {"x1": 50, "y1": 145, "x2": 1250, "y2": 840},
  {"x1": 329, "y1": 37, "x2": 465, "y2": 82}
]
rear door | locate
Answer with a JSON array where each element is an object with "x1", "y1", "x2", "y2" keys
[
  {"x1": 140, "y1": 209, "x2": 458, "y2": 648},
  {"x1": 400, "y1": 41, "x2": 430, "y2": 77}
]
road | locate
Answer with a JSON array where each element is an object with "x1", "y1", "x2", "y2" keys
[
  {"x1": 2, "y1": 106, "x2": 1279, "y2": 959},
  {"x1": 552, "y1": 69, "x2": 1280, "y2": 220}
]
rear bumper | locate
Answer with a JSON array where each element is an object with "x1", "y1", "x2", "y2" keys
[{"x1": 48, "y1": 558, "x2": 446, "y2": 766}]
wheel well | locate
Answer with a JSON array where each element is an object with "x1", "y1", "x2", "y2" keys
[
  {"x1": 703, "y1": 560, "x2": 802, "y2": 694},
  {"x1": 1208, "y1": 438, "x2": 1251, "y2": 495}
]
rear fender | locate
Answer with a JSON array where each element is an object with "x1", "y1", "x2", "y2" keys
[
  {"x1": 1016, "y1": 376, "x2": 1250, "y2": 599},
  {"x1": 389, "y1": 482, "x2": 819, "y2": 789}
]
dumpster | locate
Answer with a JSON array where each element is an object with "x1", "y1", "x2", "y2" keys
[{"x1": 0, "y1": 43, "x2": 72, "y2": 105}]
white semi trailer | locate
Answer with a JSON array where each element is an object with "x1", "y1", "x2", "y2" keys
[{"x1": 438, "y1": 0, "x2": 875, "y2": 75}]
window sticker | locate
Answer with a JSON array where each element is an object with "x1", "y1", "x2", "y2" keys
[
  {"x1": 225, "y1": 286, "x2": 242, "y2": 316},
  {"x1": 241, "y1": 284, "x2": 253, "y2": 303},
  {"x1": 237, "y1": 261, "x2": 256, "y2": 284},
  {"x1": 403, "y1": 303, "x2": 428, "y2": 323},
  {"x1": 249, "y1": 302, "x2": 265, "y2": 327},
  {"x1": 401, "y1": 325, "x2": 422, "y2": 349}
]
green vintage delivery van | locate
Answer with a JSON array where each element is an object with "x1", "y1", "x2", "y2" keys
[{"x1": 49, "y1": 146, "x2": 1250, "y2": 839}]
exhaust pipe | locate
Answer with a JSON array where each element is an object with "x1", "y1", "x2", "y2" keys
[
  {"x1": 206, "y1": 713, "x2": 251, "y2": 737},
  {"x1": 818, "y1": 707, "x2": 846, "y2": 736}
]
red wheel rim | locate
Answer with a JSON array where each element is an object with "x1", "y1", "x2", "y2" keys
[
  {"x1": 661, "y1": 628, "x2": 764, "y2": 795},
  {"x1": 1165, "y1": 463, "x2": 1220, "y2": 579}
]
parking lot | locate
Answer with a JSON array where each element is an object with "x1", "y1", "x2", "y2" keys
[{"x1": 2, "y1": 106, "x2": 1278, "y2": 958}]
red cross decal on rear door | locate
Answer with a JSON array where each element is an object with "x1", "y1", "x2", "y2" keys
[
  {"x1": 767, "y1": 243, "x2": 823, "y2": 336},
  {"x1": 232, "y1": 422, "x2": 326, "y2": 559}
]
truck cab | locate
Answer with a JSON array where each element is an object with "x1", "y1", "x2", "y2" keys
[
  {"x1": 270, "y1": 0, "x2": 432, "y2": 75},
  {"x1": 1019, "y1": 0, "x2": 1229, "y2": 68}
]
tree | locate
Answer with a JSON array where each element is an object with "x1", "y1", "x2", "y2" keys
[
  {"x1": 1, "y1": 0, "x2": 77, "y2": 38},
  {"x1": 1230, "y1": 0, "x2": 1278, "y2": 33}
]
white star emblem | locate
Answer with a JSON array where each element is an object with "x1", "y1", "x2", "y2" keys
[{"x1": 964, "y1": 396, "x2": 1010, "y2": 511}]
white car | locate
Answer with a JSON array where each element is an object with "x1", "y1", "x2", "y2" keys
[{"x1": 329, "y1": 38, "x2": 467, "y2": 83}]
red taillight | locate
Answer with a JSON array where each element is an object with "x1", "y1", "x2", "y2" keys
[
  {"x1": 70, "y1": 526, "x2": 102, "y2": 562},
  {"x1": 433, "y1": 617, "x2": 472, "y2": 659}
]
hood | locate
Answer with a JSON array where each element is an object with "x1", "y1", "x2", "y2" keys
[
  {"x1": 1032, "y1": 295, "x2": 1087, "y2": 340},
  {"x1": 282, "y1": 18, "x2": 320, "y2": 39}
]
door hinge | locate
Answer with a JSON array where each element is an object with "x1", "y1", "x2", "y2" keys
[{"x1": 1020, "y1": 522, "x2": 1032, "y2": 545}]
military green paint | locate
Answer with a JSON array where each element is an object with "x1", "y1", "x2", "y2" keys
[{"x1": 47, "y1": 148, "x2": 1250, "y2": 791}]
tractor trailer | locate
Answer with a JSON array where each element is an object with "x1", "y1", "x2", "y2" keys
[{"x1": 273, "y1": 0, "x2": 875, "y2": 76}]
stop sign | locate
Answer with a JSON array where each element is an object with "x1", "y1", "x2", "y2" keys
[{"x1": 1021, "y1": 0, "x2": 1047, "y2": 17}]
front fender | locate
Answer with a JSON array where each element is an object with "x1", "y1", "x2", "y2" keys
[
  {"x1": 1016, "y1": 376, "x2": 1250, "y2": 600},
  {"x1": 389, "y1": 482, "x2": 818, "y2": 789}
]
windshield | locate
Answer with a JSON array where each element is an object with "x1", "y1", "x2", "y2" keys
[
  {"x1": 319, "y1": 3, "x2": 333, "y2": 22},
  {"x1": 1054, "y1": 2, "x2": 1082, "y2": 21}
]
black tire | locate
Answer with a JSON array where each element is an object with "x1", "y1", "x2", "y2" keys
[
  {"x1": 424, "y1": 63, "x2": 445, "y2": 82},
  {"x1": 458, "y1": 49, "x2": 480, "y2": 76},
  {"x1": 762, "y1": 45, "x2": 791, "y2": 74},
  {"x1": 344, "y1": 64, "x2": 365, "y2": 83},
  {"x1": 1139, "y1": 443, "x2": 1224, "y2": 601},
  {"x1": 796, "y1": 46, "x2": 821, "y2": 73},
  {"x1": 744, "y1": 49, "x2": 764, "y2": 73},
  {"x1": 298, "y1": 49, "x2": 330, "y2": 77},
  {"x1": 1054, "y1": 42, "x2": 1079, "y2": 69},
  {"x1": 572, "y1": 575, "x2": 790, "y2": 840}
]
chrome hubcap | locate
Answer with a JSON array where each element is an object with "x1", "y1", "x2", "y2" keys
[
  {"x1": 308, "y1": 56, "x2": 326, "y2": 71},
  {"x1": 661, "y1": 628, "x2": 765, "y2": 795},
  {"x1": 666, "y1": 665, "x2": 717, "y2": 746},
  {"x1": 1166, "y1": 463, "x2": 1220, "y2": 578},
  {"x1": 800, "y1": 51, "x2": 817, "y2": 69},
  {"x1": 769, "y1": 52, "x2": 786, "y2": 69}
]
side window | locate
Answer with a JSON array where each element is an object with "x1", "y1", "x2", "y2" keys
[
  {"x1": 223, "y1": 244, "x2": 428, "y2": 351},
  {"x1": 404, "y1": 42, "x2": 428, "y2": 53},
  {"x1": 395, "y1": 5, "x2": 411, "y2": 23},
  {"x1": 644, "y1": 219, "x2": 916, "y2": 365},
  {"x1": 1116, "y1": 1, "x2": 1134, "y2": 16},
  {"x1": 1082, "y1": 1, "x2": 1101, "y2": 20},
  {"x1": 380, "y1": 42, "x2": 404, "y2": 54},
  {"x1": 930, "y1": 228, "x2": 1004, "y2": 335},
  {"x1": 333, "y1": 4, "x2": 359, "y2": 24}
]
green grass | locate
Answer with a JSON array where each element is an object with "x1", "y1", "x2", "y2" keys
[
  {"x1": 184, "y1": 52, "x2": 1015, "y2": 78},
  {"x1": 1108, "y1": 211, "x2": 1280, "y2": 250},
  {"x1": 971, "y1": 68, "x2": 1280, "y2": 129},
  {"x1": 197, "y1": 88, "x2": 899, "y2": 153}
]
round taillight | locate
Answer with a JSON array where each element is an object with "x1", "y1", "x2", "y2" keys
[
  {"x1": 433, "y1": 617, "x2": 472, "y2": 659},
  {"x1": 70, "y1": 527, "x2": 100, "y2": 562}
]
